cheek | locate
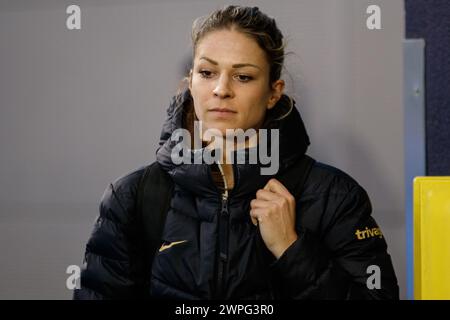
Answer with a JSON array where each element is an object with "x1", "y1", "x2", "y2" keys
[
  {"x1": 190, "y1": 84, "x2": 207, "y2": 116},
  {"x1": 190, "y1": 77, "x2": 210, "y2": 106},
  {"x1": 245, "y1": 94, "x2": 269, "y2": 118},
  {"x1": 247, "y1": 84, "x2": 270, "y2": 104}
]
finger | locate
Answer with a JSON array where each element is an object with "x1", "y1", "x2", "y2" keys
[
  {"x1": 250, "y1": 199, "x2": 273, "y2": 209},
  {"x1": 255, "y1": 189, "x2": 279, "y2": 202},
  {"x1": 250, "y1": 208, "x2": 264, "y2": 226},
  {"x1": 264, "y1": 178, "x2": 293, "y2": 200},
  {"x1": 249, "y1": 209, "x2": 258, "y2": 226}
]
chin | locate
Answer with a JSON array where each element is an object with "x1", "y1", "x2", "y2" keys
[{"x1": 203, "y1": 122, "x2": 234, "y2": 134}]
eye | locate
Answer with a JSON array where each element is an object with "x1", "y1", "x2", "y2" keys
[
  {"x1": 199, "y1": 70, "x2": 214, "y2": 78},
  {"x1": 235, "y1": 74, "x2": 253, "y2": 82}
]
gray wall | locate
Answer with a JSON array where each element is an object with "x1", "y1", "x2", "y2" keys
[{"x1": 0, "y1": 0, "x2": 405, "y2": 299}]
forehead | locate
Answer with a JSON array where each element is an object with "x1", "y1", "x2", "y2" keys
[{"x1": 194, "y1": 29, "x2": 268, "y2": 67}]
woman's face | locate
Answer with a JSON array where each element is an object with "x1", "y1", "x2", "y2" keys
[{"x1": 189, "y1": 28, "x2": 284, "y2": 137}]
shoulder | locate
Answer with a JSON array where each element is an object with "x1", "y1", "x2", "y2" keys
[
  {"x1": 98, "y1": 165, "x2": 149, "y2": 224},
  {"x1": 107, "y1": 165, "x2": 148, "y2": 199},
  {"x1": 303, "y1": 160, "x2": 365, "y2": 197},
  {"x1": 300, "y1": 160, "x2": 373, "y2": 235}
]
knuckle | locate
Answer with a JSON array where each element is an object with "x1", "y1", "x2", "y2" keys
[{"x1": 289, "y1": 194, "x2": 295, "y2": 203}]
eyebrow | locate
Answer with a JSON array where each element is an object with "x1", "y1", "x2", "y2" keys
[{"x1": 199, "y1": 56, "x2": 261, "y2": 70}]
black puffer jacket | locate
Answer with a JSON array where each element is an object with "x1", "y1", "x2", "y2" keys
[{"x1": 74, "y1": 90, "x2": 399, "y2": 300}]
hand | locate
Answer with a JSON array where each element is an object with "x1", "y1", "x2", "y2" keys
[{"x1": 250, "y1": 178, "x2": 298, "y2": 259}]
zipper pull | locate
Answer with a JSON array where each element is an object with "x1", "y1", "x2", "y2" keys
[
  {"x1": 221, "y1": 194, "x2": 229, "y2": 215},
  {"x1": 219, "y1": 194, "x2": 229, "y2": 262}
]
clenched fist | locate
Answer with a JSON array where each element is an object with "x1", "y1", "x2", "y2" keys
[{"x1": 250, "y1": 178, "x2": 298, "y2": 259}]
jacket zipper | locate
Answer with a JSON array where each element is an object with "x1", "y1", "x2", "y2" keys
[
  {"x1": 216, "y1": 192, "x2": 229, "y2": 298},
  {"x1": 214, "y1": 162, "x2": 231, "y2": 298}
]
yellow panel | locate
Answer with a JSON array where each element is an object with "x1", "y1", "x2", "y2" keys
[{"x1": 414, "y1": 177, "x2": 450, "y2": 300}]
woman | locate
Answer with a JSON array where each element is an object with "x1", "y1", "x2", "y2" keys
[{"x1": 74, "y1": 5, "x2": 399, "y2": 300}]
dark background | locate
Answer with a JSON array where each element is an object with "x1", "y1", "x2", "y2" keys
[{"x1": 406, "y1": 0, "x2": 450, "y2": 175}]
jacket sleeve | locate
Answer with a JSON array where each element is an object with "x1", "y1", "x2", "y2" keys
[
  {"x1": 73, "y1": 180, "x2": 147, "y2": 300},
  {"x1": 270, "y1": 184, "x2": 399, "y2": 300}
]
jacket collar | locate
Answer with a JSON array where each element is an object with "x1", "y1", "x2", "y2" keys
[{"x1": 155, "y1": 89, "x2": 310, "y2": 199}]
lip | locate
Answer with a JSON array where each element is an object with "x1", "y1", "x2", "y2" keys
[{"x1": 208, "y1": 108, "x2": 237, "y2": 113}]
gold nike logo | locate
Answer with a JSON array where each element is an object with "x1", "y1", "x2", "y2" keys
[{"x1": 158, "y1": 240, "x2": 188, "y2": 252}]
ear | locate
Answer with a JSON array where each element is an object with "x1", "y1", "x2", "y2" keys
[{"x1": 267, "y1": 79, "x2": 285, "y2": 110}]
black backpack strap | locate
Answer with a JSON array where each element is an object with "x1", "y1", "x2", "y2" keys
[{"x1": 136, "y1": 161, "x2": 174, "y2": 295}]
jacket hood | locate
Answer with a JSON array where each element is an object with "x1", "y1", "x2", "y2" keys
[{"x1": 155, "y1": 89, "x2": 310, "y2": 199}]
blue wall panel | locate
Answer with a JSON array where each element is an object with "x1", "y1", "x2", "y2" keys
[{"x1": 406, "y1": 0, "x2": 450, "y2": 175}]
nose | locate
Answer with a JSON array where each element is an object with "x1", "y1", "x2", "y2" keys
[{"x1": 213, "y1": 75, "x2": 233, "y2": 99}]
